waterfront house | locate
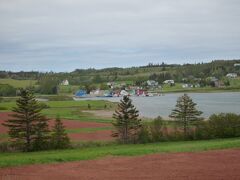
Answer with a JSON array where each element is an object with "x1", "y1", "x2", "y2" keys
[
  {"x1": 163, "y1": 80, "x2": 175, "y2": 85},
  {"x1": 226, "y1": 73, "x2": 237, "y2": 78},
  {"x1": 61, "y1": 79, "x2": 69, "y2": 86},
  {"x1": 136, "y1": 89, "x2": 147, "y2": 96},
  {"x1": 147, "y1": 80, "x2": 158, "y2": 87}
]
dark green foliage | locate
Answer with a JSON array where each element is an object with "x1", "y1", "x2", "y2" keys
[
  {"x1": 51, "y1": 117, "x2": 70, "y2": 149},
  {"x1": 0, "y1": 84, "x2": 16, "y2": 97},
  {"x1": 0, "y1": 60, "x2": 240, "y2": 86},
  {"x1": 138, "y1": 124, "x2": 151, "y2": 143},
  {"x1": 112, "y1": 96, "x2": 142, "y2": 143},
  {"x1": 150, "y1": 116, "x2": 165, "y2": 141},
  {"x1": 169, "y1": 94, "x2": 202, "y2": 138},
  {"x1": 149, "y1": 72, "x2": 172, "y2": 83},
  {"x1": 37, "y1": 76, "x2": 59, "y2": 94},
  {"x1": 0, "y1": 142, "x2": 20, "y2": 152},
  {"x1": 88, "y1": 104, "x2": 91, "y2": 109},
  {"x1": 195, "y1": 113, "x2": 240, "y2": 139},
  {"x1": 2, "y1": 89, "x2": 50, "y2": 151}
]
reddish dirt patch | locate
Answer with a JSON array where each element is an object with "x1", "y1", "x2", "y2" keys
[
  {"x1": 0, "y1": 149, "x2": 240, "y2": 180},
  {"x1": 69, "y1": 130, "x2": 113, "y2": 141},
  {"x1": 0, "y1": 112, "x2": 13, "y2": 133},
  {"x1": 47, "y1": 119, "x2": 110, "y2": 129},
  {"x1": 0, "y1": 112, "x2": 113, "y2": 141}
]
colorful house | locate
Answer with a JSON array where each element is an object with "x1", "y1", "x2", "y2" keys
[
  {"x1": 75, "y1": 90, "x2": 87, "y2": 97},
  {"x1": 136, "y1": 89, "x2": 147, "y2": 96}
]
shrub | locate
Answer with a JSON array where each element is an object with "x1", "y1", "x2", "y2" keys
[
  {"x1": 138, "y1": 124, "x2": 151, "y2": 143},
  {"x1": 0, "y1": 84, "x2": 16, "y2": 97},
  {"x1": 209, "y1": 113, "x2": 240, "y2": 138},
  {"x1": 150, "y1": 116, "x2": 165, "y2": 142},
  {"x1": 0, "y1": 106, "x2": 8, "y2": 110},
  {"x1": 195, "y1": 113, "x2": 240, "y2": 139},
  {"x1": 0, "y1": 141, "x2": 23, "y2": 152}
]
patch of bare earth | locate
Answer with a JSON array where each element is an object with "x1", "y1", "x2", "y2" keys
[
  {"x1": 0, "y1": 149, "x2": 240, "y2": 180},
  {"x1": 69, "y1": 130, "x2": 113, "y2": 141},
  {"x1": 83, "y1": 110, "x2": 114, "y2": 118}
]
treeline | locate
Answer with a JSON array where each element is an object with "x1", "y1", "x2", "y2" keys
[
  {"x1": 112, "y1": 94, "x2": 240, "y2": 144},
  {"x1": 1, "y1": 60, "x2": 239, "y2": 86}
]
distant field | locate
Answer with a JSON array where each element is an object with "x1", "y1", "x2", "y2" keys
[
  {"x1": 0, "y1": 100, "x2": 116, "y2": 123},
  {"x1": 0, "y1": 78, "x2": 37, "y2": 88},
  {"x1": 0, "y1": 137, "x2": 240, "y2": 168},
  {"x1": 58, "y1": 85, "x2": 79, "y2": 94}
]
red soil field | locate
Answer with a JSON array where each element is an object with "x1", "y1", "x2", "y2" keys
[
  {"x1": 0, "y1": 149, "x2": 240, "y2": 180},
  {"x1": 69, "y1": 130, "x2": 113, "y2": 141},
  {"x1": 0, "y1": 112, "x2": 113, "y2": 141}
]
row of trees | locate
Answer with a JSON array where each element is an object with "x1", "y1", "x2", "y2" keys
[
  {"x1": 112, "y1": 94, "x2": 203, "y2": 143},
  {"x1": 112, "y1": 94, "x2": 240, "y2": 144},
  {"x1": 2, "y1": 89, "x2": 70, "y2": 151}
]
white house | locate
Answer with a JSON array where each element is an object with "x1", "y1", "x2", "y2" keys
[
  {"x1": 163, "y1": 80, "x2": 175, "y2": 84},
  {"x1": 182, "y1": 84, "x2": 193, "y2": 88},
  {"x1": 61, "y1": 79, "x2": 69, "y2": 86},
  {"x1": 147, "y1": 80, "x2": 158, "y2": 87},
  {"x1": 234, "y1": 63, "x2": 240, "y2": 67},
  {"x1": 226, "y1": 73, "x2": 237, "y2": 78}
]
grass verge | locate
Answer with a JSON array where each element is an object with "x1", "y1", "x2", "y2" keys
[{"x1": 0, "y1": 137, "x2": 240, "y2": 168}]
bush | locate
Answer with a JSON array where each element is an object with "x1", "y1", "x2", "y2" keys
[
  {"x1": 150, "y1": 116, "x2": 166, "y2": 142},
  {"x1": 0, "y1": 84, "x2": 16, "y2": 97},
  {"x1": 209, "y1": 113, "x2": 240, "y2": 138},
  {"x1": 195, "y1": 113, "x2": 240, "y2": 139},
  {"x1": 0, "y1": 141, "x2": 23, "y2": 152},
  {"x1": 138, "y1": 124, "x2": 151, "y2": 143},
  {"x1": 0, "y1": 106, "x2": 8, "y2": 110}
]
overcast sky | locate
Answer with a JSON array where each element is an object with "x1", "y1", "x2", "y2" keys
[{"x1": 0, "y1": 0, "x2": 240, "y2": 72}]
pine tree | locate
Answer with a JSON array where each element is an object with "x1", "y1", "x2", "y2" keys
[
  {"x1": 169, "y1": 94, "x2": 202, "y2": 138},
  {"x1": 112, "y1": 96, "x2": 142, "y2": 143},
  {"x1": 2, "y1": 89, "x2": 49, "y2": 151},
  {"x1": 51, "y1": 116, "x2": 70, "y2": 149}
]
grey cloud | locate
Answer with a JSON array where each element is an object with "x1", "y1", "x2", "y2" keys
[{"x1": 0, "y1": 0, "x2": 240, "y2": 71}]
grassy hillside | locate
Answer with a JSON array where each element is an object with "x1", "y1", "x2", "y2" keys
[
  {"x1": 0, "y1": 78, "x2": 37, "y2": 88},
  {"x1": 0, "y1": 138, "x2": 240, "y2": 168}
]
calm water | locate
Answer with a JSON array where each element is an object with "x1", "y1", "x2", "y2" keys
[{"x1": 81, "y1": 92, "x2": 240, "y2": 118}]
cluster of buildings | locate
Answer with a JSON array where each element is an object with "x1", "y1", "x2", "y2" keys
[
  {"x1": 63, "y1": 70, "x2": 239, "y2": 99},
  {"x1": 74, "y1": 88, "x2": 155, "y2": 98}
]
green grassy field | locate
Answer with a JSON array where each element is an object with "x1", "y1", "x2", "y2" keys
[
  {"x1": 0, "y1": 100, "x2": 116, "y2": 123},
  {"x1": 0, "y1": 138, "x2": 240, "y2": 168},
  {"x1": 0, "y1": 78, "x2": 37, "y2": 88}
]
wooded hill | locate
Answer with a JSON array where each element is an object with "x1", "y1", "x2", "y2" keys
[{"x1": 1, "y1": 60, "x2": 240, "y2": 85}]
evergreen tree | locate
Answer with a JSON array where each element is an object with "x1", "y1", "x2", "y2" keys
[
  {"x1": 112, "y1": 96, "x2": 142, "y2": 143},
  {"x1": 51, "y1": 116, "x2": 70, "y2": 149},
  {"x1": 169, "y1": 94, "x2": 202, "y2": 138},
  {"x1": 2, "y1": 89, "x2": 49, "y2": 151}
]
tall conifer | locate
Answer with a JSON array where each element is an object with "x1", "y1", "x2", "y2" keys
[
  {"x1": 169, "y1": 94, "x2": 202, "y2": 138},
  {"x1": 112, "y1": 96, "x2": 142, "y2": 143},
  {"x1": 51, "y1": 116, "x2": 70, "y2": 149},
  {"x1": 3, "y1": 89, "x2": 49, "y2": 151}
]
